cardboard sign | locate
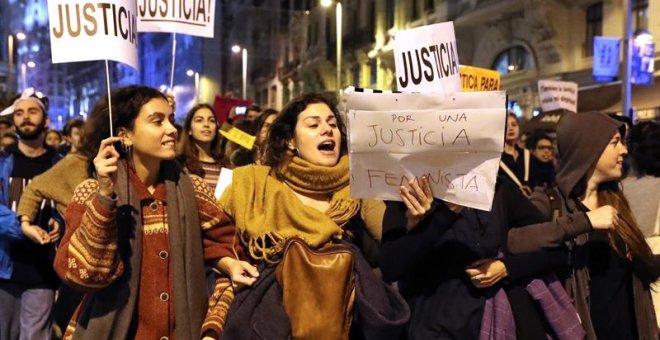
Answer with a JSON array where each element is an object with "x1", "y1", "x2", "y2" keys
[
  {"x1": 48, "y1": 0, "x2": 139, "y2": 69},
  {"x1": 137, "y1": 0, "x2": 216, "y2": 38},
  {"x1": 459, "y1": 65, "x2": 500, "y2": 91},
  {"x1": 393, "y1": 22, "x2": 461, "y2": 93},
  {"x1": 219, "y1": 122, "x2": 255, "y2": 150},
  {"x1": 345, "y1": 90, "x2": 506, "y2": 211},
  {"x1": 593, "y1": 37, "x2": 620, "y2": 83},
  {"x1": 537, "y1": 80, "x2": 578, "y2": 113}
]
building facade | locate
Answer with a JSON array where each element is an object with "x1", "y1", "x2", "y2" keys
[{"x1": 246, "y1": 0, "x2": 659, "y2": 121}]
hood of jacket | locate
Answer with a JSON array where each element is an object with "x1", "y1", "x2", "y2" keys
[{"x1": 555, "y1": 112, "x2": 623, "y2": 198}]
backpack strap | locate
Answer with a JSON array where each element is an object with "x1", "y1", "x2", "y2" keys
[
  {"x1": 523, "y1": 148, "x2": 531, "y2": 183},
  {"x1": 499, "y1": 161, "x2": 523, "y2": 188}
]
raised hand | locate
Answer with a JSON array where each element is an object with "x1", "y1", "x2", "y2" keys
[
  {"x1": 94, "y1": 137, "x2": 122, "y2": 198},
  {"x1": 400, "y1": 176, "x2": 434, "y2": 229}
]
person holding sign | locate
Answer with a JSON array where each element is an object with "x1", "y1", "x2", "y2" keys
[
  {"x1": 217, "y1": 93, "x2": 407, "y2": 339},
  {"x1": 178, "y1": 103, "x2": 228, "y2": 191},
  {"x1": 379, "y1": 176, "x2": 584, "y2": 338},
  {"x1": 506, "y1": 112, "x2": 659, "y2": 340},
  {"x1": 53, "y1": 86, "x2": 253, "y2": 340}
]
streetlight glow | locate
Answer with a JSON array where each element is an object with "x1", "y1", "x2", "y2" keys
[
  {"x1": 320, "y1": 0, "x2": 333, "y2": 7},
  {"x1": 232, "y1": 45, "x2": 241, "y2": 53},
  {"x1": 186, "y1": 69, "x2": 194, "y2": 77},
  {"x1": 15, "y1": 32, "x2": 26, "y2": 41},
  {"x1": 27, "y1": 61, "x2": 36, "y2": 68}
]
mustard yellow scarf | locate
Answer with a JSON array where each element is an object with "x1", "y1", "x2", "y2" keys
[{"x1": 219, "y1": 155, "x2": 360, "y2": 261}]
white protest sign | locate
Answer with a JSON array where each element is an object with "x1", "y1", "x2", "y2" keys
[
  {"x1": 137, "y1": 0, "x2": 216, "y2": 38},
  {"x1": 346, "y1": 90, "x2": 506, "y2": 211},
  {"x1": 214, "y1": 168, "x2": 233, "y2": 200},
  {"x1": 48, "y1": 0, "x2": 139, "y2": 69},
  {"x1": 393, "y1": 22, "x2": 461, "y2": 93},
  {"x1": 537, "y1": 80, "x2": 578, "y2": 113}
]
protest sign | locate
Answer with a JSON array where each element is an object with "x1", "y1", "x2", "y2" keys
[
  {"x1": 393, "y1": 22, "x2": 461, "y2": 93},
  {"x1": 537, "y1": 80, "x2": 578, "y2": 113},
  {"x1": 137, "y1": 0, "x2": 216, "y2": 38},
  {"x1": 219, "y1": 122, "x2": 256, "y2": 150},
  {"x1": 48, "y1": 0, "x2": 139, "y2": 70},
  {"x1": 345, "y1": 90, "x2": 506, "y2": 211},
  {"x1": 593, "y1": 37, "x2": 620, "y2": 83},
  {"x1": 214, "y1": 168, "x2": 233, "y2": 199},
  {"x1": 459, "y1": 65, "x2": 500, "y2": 91}
]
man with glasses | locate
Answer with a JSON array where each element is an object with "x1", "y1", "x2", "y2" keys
[{"x1": 527, "y1": 131, "x2": 556, "y2": 188}]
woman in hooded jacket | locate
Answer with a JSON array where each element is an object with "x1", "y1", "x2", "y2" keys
[{"x1": 506, "y1": 112, "x2": 660, "y2": 340}]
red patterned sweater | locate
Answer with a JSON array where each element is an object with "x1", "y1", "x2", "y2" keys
[{"x1": 54, "y1": 173, "x2": 239, "y2": 340}]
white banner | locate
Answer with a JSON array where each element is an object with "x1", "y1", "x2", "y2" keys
[
  {"x1": 48, "y1": 0, "x2": 139, "y2": 69},
  {"x1": 137, "y1": 0, "x2": 216, "y2": 38},
  {"x1": 538, "y1": 80, "x2": 578, "y2": 113},
  {"x1": 346, "y1": 90, "x2": 506, "y2": 211},
  {"x1": 393, "y1": 22, "x2": 461, "y2": 93}
]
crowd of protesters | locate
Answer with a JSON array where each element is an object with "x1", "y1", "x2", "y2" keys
[{"x1": 0, "y1": 85, "x2": 658, "y2": 340}]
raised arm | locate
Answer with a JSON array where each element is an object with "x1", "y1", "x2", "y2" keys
[
  {"x1": 506, "y1": 187, "x2": 592, "y2": 254},
  {"x1": 54, "y1": 137, "x2": 124, "y2": 293},
  {"x1": 54, "y1": 179, "x2": 123, "y2": 292}
]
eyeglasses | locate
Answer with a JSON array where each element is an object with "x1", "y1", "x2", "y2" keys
[{"x1": 536, "y1": 145, "x2": 554, "y2": 151}]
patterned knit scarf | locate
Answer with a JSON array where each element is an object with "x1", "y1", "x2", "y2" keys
[{"x1": 219, "y1": 155, "x2": 360, "y2": 262}]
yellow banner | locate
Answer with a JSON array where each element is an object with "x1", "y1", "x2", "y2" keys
[
  {"x1": 219, "y1": 122, "x2": 256, "y2": 150},
  {"x1": 459, "y1": 65, "x2": 500, "y2": 92}
]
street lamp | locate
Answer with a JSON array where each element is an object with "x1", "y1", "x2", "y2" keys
[
  {"x1": 321, "y1": 1, "x2": 342, "y2": 93},
  {"x1": 187, "y1": 70, "x2": 200, "y2": 103},
  {"x1": 232, "y1": 45, "x2": 248, "y2": 99},
  {"x1": 7, "y1": 32, "x2": 26, "y2": 94}
]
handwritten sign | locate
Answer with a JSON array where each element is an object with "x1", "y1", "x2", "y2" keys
[
  {"x1": 346, "y1": 90, "x2": 506, "y2": 211},
  {"x1": 537, "y1": 80, "x2": 578, "y2": 113},
  {"x1": 137, "y1": 0, "x2": 216, "y2": 38},
  {"x1": 393, "y1": 22, "x2": 461, "y2": 93},
  {"x1": 218, "y1": 122, "x2": 255, "y2": 150},
  {"x1": 48, "y1": 0, "x2": 139, "y2": 69},
  {"x1": 459, "y1": 65, "x2": 500, "y2": 91}
]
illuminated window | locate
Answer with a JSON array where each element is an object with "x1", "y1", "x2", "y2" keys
[{"x1": 492, "y1": 46, "x2": 535, "y2": 75}]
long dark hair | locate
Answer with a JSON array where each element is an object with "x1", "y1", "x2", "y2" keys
[
  {"x1": 264, "y1": 93, "x2": 347, "y2": 170},
  {"x1": 598, "y1": 181, "x2": 655, "y2": 276},
  {"x1": 177, "y1": 103, "x2": 226, "y2": 177},
  {"x1": 251, "y1": 108, "x2": 278, "y2": 164},
  {"x1": 80, "y1": 85, "x2": 167, "y2": 175}
]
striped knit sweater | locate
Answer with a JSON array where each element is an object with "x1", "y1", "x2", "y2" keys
[{"x1": 54, "y1": 174, "x2": 240, "y2": 339}]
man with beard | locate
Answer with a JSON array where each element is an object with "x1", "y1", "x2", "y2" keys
[{"x1": 0, "y1": 89, "x2": 62, "y2": 340}]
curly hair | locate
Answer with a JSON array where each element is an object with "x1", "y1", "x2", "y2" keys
[
  {"x1": 264, "y1": 93, "x2": 347, "y2": 170},
  {"x1": 80, "y1": 85, "x2": 167, "y2": 175}
]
